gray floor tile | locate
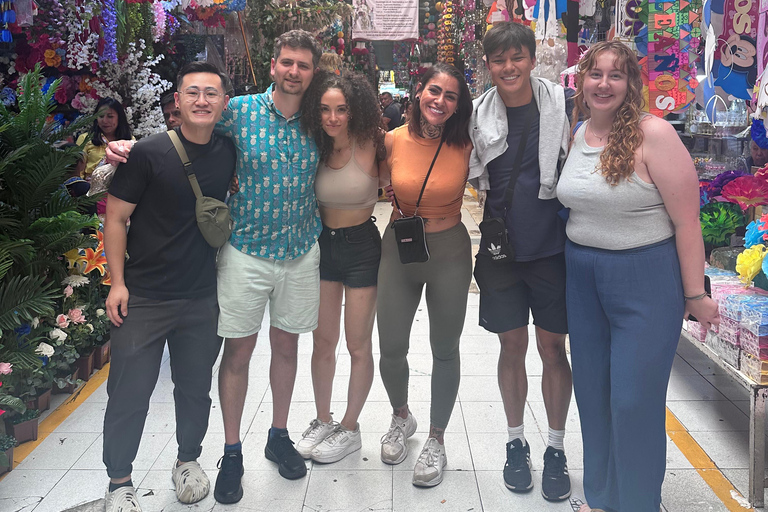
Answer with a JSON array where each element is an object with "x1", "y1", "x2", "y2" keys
[
  {"x1": 392, "y1": 469, "x2": 481, "y2": 511},
  {"x1": 666, "y1": 400, "x2": 749, "y2": 432},
  {"x1": 15, "y1": 432, "x2": 100, "y2": 470},
  {"x1": 390, "y1": 432, "x2": 473, "y2": 472},
  {"x1": 458, "y1": 376, "x2": 503, "y2": 402},
  {"x1": 720, "y1": 468, "x2": 768, "y2": 505},
  {"x1": 0, "y1": 496, "x2": 41, "y2": 512},
  {"x1": 136, "y1": 470, "x2": 217, "y2": 511},
  {"x1": 660, "y1": 469, "x2": 729, "y2": 511},
  {"x1": 665, "y1": 436, "x2": 695, "y2": 470},
  {"x1": 467, "y1": 432, "x2": 546, "y2": 471},
  {"x1": 54, "y1": 402, "x2": 107, "y2": 433},
  {"x1": 310, "y1": 432, "x2": 393, "y2": 472},
  {"x1": 666, "y1": 374, "x2": 728, "y2": 401},
  {"x1": 528, "y1": 401, "x2": 581, "y2": 433},
  {"x1": 303, "y1": 469, "x2": 392, "y2": 512},
  {"x1": 0, "y1": 468, "x2": 66, "y2": 498},
  {"x1": 73, "y1": 432, "x2": 171, "y2": 471},
  {"x1": 32, "y1": 469, "x2": 147, "y2": 512},
  {"x1": 702, "y1": 374, "x2": 750, "y2": 402},
  {"x1": 475, "y1": 469, "x2": 584, "y2": 512},
  {"x1": 688, "y1": 431, "x2": 752, "y2": 469},
  {"x1": 207, "y1": 400, "x2": 261, "y2": 436},
  {"x1": 671, "y1": 355, "x2": 701, "y2": 376},
  {"x1": 460, "y1": 402, "x2": 539, "y2": 434}
]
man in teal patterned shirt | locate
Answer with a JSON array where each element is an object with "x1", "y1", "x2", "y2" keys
[{"x1": 213, "y1": 30, "x2": 322, "y2": 502}]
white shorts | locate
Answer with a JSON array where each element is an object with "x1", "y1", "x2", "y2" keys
[{"x1": 216, "y1": 242, "x2": 321, "y2": 338}]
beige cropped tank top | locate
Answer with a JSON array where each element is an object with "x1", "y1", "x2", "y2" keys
[{"x1": 315, "y1": 145, "x2": 378, "y2": 209}]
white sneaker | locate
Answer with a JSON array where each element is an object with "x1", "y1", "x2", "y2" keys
[
  {"x1": 296, "y1": 418, "x2": 337, "y2": 459},
  {"x1": 105, "y1": 485, "x2": 142, "y2": 512},
  {"x1": 380, "y1": 412, "x2": 417, "y2": 465},
  {"x1": 311, "y1": 424, "x2": 363, "y2": 463},
  {"x1": 412, "y1": 438, "x2": 447, "y2": 487},
  {"x1": 172, "y1": 460, "x2": 210, "y2": 504}
]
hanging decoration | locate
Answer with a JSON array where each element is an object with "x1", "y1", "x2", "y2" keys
[{"x1": 437, "y1": 0, "x2": 457, "y2": 64}]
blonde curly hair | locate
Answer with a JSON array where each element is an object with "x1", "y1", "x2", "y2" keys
[{"x1": 572, "y1": 40, "x2": 645, "y2": 185}]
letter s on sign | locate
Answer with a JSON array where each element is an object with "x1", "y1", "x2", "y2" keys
[{"x1": 655, "y1": 95, "x2": 676, "y2": 111}]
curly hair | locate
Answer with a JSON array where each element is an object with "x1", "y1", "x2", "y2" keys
[
  {"x1": 301, "y1": 70, "x2": 385, "y2": 162},
  {"x1": 572, "y1": 40, "x2": 645, "y2": 185},
  {"x1": 408, "y1": 63, "x2": 472, "y2": 148}
]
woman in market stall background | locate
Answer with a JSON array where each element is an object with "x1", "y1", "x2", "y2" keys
[
  {"x1": 294, "y1": 70, "x2": 385, "y2": 464},
  {"x1": 376, "y1": 62, "x2": 473, "y2": 488},
  {"x1": 77, "y1": 97, "x2": 133, "y2": 180},
  {"x1": 556, "y1": 40, "x2": 720, "y2": 512}
]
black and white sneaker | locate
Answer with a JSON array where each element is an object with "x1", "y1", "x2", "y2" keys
[
  {"x1": 503, "y1": 438, "x2": 533, "y2": 492},
  {"x1": 542, "y1": 446, "x2": 571, "y2": 501}
]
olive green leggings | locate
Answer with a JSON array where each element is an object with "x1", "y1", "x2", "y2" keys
[{"x1": 377, "y1": 222, "x2": 472, "y2": 429}]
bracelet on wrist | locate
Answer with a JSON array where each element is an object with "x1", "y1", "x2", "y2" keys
[{"x1": 684, "y1": 292, "x2": 708, "y2": 301}]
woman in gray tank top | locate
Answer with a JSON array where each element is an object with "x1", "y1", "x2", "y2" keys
[{"x1": 556, "y1": 41, "x2": 719, "y2": 512}]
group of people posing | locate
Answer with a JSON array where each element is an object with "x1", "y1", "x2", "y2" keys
[{"x1": 98, "y1": 21, "x2": 719, "y2": 512}]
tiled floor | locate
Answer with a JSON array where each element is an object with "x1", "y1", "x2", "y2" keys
[{"x1": 0, "y1": 201, "x2": 765, "y2": 511}]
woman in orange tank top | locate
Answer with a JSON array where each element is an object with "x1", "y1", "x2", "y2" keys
[
  {"x1": 295, "y1": 71, "x2": 387, "y2": 464},
  {"x1": 377, "y1": 63, "x2": 474, "y2": 487}
]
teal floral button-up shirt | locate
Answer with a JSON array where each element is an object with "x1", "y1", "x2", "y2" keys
[{"x1": 218, "y1": 84, "x2": 321, "y2": 260}]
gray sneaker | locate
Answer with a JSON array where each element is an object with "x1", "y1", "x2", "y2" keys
[
  {"x1": 412, "y1": 437, "x2": 447, "y2": 487},
  {"x1": 380, "y1": 412, "x2": 417, "y2": 465},
  {"x1": 296, "y1": 418, "x2": 337, "y2": 459},
  {"x1": 311, "y1": 424, "x2": 362, "y2": 463},
  {"x1": 105, "y1": 486, "x2": 143, "y2": 512}
]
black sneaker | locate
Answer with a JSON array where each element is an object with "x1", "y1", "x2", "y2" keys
[
  {"x1": 265, "y1": 430, "x2": 308, "y2": 479},
  {"x1": 213, "y1": 451, "x2": 244, "y2": 504},
  {"x1": 542, "y1": 446, "x2": 571, "y2": 501},
  {"x1": 503, "y1": 438, "x2": 533, "y2": 492}
]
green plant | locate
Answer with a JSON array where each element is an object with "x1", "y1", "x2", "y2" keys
[
  {"x1": 0, "y1": 434, "x2": 17, "y2": 467},
  {"x1": 9, "y1": 408, "x2": 39, "y2": 425}
]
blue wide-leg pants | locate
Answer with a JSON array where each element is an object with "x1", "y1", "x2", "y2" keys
[{"x1": 565, "y1": 237, "x2": 684, "y2": 512}]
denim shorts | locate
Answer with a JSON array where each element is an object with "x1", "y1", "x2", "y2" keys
[{"x1": 319, "y1": 217, "x2": 381, "y2": 288}]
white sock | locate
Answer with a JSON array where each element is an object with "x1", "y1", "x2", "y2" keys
[
  {"x1": 507, "y1": 424, "x2": 525, "y2": 445},
  {"x1": 548, "y1": 427, "x2": 566, "y2": 451}
]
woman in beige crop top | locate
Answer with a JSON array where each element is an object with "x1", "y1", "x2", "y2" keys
[
  {"x1": 295, "y1": 71, "x2": 387, "y2": 464},
  {"x1": 376, "y1": 64, "x2": 474, "y2": 488}
]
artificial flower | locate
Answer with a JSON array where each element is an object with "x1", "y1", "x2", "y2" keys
[
  {"x1": 14, "y1": 324, "x2": 31, "y2": 337},
  {"x1": 708, "y1": 170, "x2": 751, "y2": 197},
  {"x1": 82, "y1": 247, "x2": 107, "y2": 275},
  {"x1": 721, "y1": 176, "x2": 768, "y2": 210},
  {"x1": 56, "y1": 314, "x2": 70, "y2": 328},
  {"x1": 0, "y1": 362, "x2": 12, "y2": 375},
  {"x1": 49, "y1": 328, "x2": 68, "y2": 342},
  {"x1": 63, "y1": 285, "x2": 73, "y2": 298},
  {"x1": 68, "y1": 308, "x2": 86, "y2": 324},
  {"x1": 35, "y1": 342, "x2": 55, "y2": 357},
  {"x1": 93, "y1": 231, "x2": 104, "y2": 254},
  {"x1": 85, "y1": 324, "x2": 94, "y2": 333},
  {"x1": 737, "y1": 244, "x2": 768, "y2": 284},
  {"x1": 102, "y1": 269, "x2": 112, "y2": 286},
  {"x1": 745, "y1": 219, "x2": 768, "y2": 248},
  {"x1": 62, "y1": 274, "x2": 90, "y2": 288},
  {"x1": 31, "y1": 317, "x2": 39, "y2": 328},
  {"x1": 699, "y1": 201, "x2": 747, "y2": 246},
  {"x1": 43, "y1": 49, "x2": 61, "y2": 68},
  {"x1": 96, "y1": 308, "x2": 105, "y2": 317}
]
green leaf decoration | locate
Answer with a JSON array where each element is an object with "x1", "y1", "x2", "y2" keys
[{"x1": 700, "y1": 201, "x2": 747, "y2": 246}]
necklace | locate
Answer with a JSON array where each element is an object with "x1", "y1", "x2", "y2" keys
[{"x1": 589, "y1": 122, "x2": 610, "y2": 142}]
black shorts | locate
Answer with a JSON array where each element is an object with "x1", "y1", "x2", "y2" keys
[
  {"x1": 474, "y1": 252, "x2": 568, "y2": 334},
  {"x1": 319, "y1": 217, "x2": 381, "y2": 288}
]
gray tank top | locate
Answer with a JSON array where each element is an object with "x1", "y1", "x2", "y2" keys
[{"x1": 556, "y1": 122, "x2": 675, "y2": 250}]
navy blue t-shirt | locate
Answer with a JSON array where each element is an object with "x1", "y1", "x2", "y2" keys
[{"x1": 484, "y1": 101, "x2": 566, "y2": 262}]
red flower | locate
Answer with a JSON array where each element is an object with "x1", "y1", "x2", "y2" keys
[{"x1": 722, "y1": 176, "x2": 768, "y2": 210}]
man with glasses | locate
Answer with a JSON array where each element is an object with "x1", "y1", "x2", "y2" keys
[{"x1": 102, "y1": 61, "x2": 235, "y2": 512}]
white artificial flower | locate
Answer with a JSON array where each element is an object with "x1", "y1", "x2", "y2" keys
[
  {"x1": 85, "y1": 324, "x2": 94, "y2": 333},
  {"x1": 96, "y1": 309, "x2": 105, "y2": 317},
  {"x1": 35, "y1": 342, "x2": 55, "y2": 357},
  {"x1": 49, "y1": 328, "x2": 67, "y2": 342},
  {"x1": 62, "y1": 275, "x2": 90, "y2": 288},
  {"x1": 31, "y1": 317, "x2": 40, "y2": 328}
]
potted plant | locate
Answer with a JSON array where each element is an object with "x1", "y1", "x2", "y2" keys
[
  {"x1": 6, "y1": 408, "x2": 39, "y2": 443},
  {"x1": 0, "y1": 434, "x2": 17, "y2": 474},
  {"x1": 47, "y1": 326, "x2": 80, "y2": 394}
]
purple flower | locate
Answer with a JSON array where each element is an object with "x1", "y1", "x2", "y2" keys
[
  {"x1": 100, "y1": 0, "x2": 118, "y2": 64},
  {"x1": 709, "y1": 170, "x2": 751, "y2": 196}
]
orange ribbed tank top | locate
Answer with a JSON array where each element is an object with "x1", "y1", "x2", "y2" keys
[{"x1": 388, "y1": 126, "x2": 468, "y2": 218}]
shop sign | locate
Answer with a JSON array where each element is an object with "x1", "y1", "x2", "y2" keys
[{"x1": 351, "y1": 0, "x2": 419, "y2": 41}]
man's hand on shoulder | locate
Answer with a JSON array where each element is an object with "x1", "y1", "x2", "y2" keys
[
  {"x1": 106, "y1": 284, "x2": 129, "y2": 327},
  {"x1": 105, "y1": 140, "x2": 135, "y2": 165}
]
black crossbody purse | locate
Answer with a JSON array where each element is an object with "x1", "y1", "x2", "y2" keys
[
  {"x1": 478, "y1": 101, "x2": 537, "y2": 262},
  {"x1": 391, "y1": 137, "x2": 445, "y2": 264}
]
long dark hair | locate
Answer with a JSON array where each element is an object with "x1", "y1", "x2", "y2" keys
[
  {"x1": 301, "y1": 70, "x2": 385, "y2": 162},
  {"x1": 408, "y1": 63, "x2": 472, "y2": 147},
  {"x1": 89, "y1": 97, "x2": 132, "y2": 146}
]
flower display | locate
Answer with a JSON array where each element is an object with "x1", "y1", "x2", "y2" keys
[
  {"x1": 82, "y1": 248, "x2": 107, "y2": 275},
  {"x1": 737, "y1": 244, "x2": 768, "y2": 284},
  {"x1": 63, "y1": 285, "x2": 73, "y2": 298},
  {"x1": 68, "y1": 309, "x2": 86, "y2": 324},
  {"x1": 62, "y1": 275, "x2": 89, "y2": 288},
  {"x1": 699, "y1": 201, "x2": 747, "y2": 246},
  {"x1": 745, "y1": 219, "x2": 768, "y2": 248},
  {"x1": 721, "y1": 176, "x2": 768, "y2": 210},
  {"x1": 0, "y1": 363, "x2": 12, "y2": 375},
  {"x1": 35, "y1": 343, "x2": 55, "y2": 358},
  {"x1": 708, "y1": 170, "x2": 751, "y2": 197},
  {"x1": 55, "y1": 314, "x2": 70, "y2": 329},
  {"x1": 49, "y1": 328, "x2": 67, "y2": 342}
]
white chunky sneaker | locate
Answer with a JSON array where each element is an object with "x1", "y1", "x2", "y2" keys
[
  {"x1": 310, "y1": 424, "x2": 363, "y2": 463},
  {"x1": 412, "y1": 438, "x2": 447, "y2": 487},
  {"x1": 380, "y1": 412, "x2": 417, "y2": 465},
  {"x1": 172, "y1": 460, "x2": 210, "y2": 504},
  {"x1": 296, "y1": 418, "x2": 337, "y2": 459},
  {"x1": 105, "y1": 485, "x2": 143, "y2": 512}
]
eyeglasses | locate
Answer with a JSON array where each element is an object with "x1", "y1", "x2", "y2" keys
[{"x1": 179, "y1": 87, "x2": 224, "y2": 104}]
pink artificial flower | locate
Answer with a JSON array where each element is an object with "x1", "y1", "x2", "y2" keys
[
  {"x1": 56, "y1": 314, "x2": 70, "y2": 328},
  {"x1": 68, "y1": 308, "x2": 86, "y2": 324},
  {"x1": 64, "y1": 285, "x2": 73, "y2": 298},
  {"x1": 0, "y1": 362, "x2": 11, "y2": 375}
]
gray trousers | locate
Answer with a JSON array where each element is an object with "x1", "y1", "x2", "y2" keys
[
  {"x1": 377, "y1": 223, "x2": 472, "y2": 429},
  {"x1": 103, "y1": 294, "x2": 222, "y2": 479}
]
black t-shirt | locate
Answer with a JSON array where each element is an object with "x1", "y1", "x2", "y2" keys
[
  {"x1": 109, "y1": 128, "x2": 236, "y2": 300},
  {"x1": 383, "y1": 103, "x2": 402, "y2": 131},
  {"x1": 484, "y1": 101, "x2": 566, "y2": 262}
]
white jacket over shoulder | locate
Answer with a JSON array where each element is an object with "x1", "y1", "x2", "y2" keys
[{"x1": 468, "y1": 76, "x2": 570, "y2": 199}]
